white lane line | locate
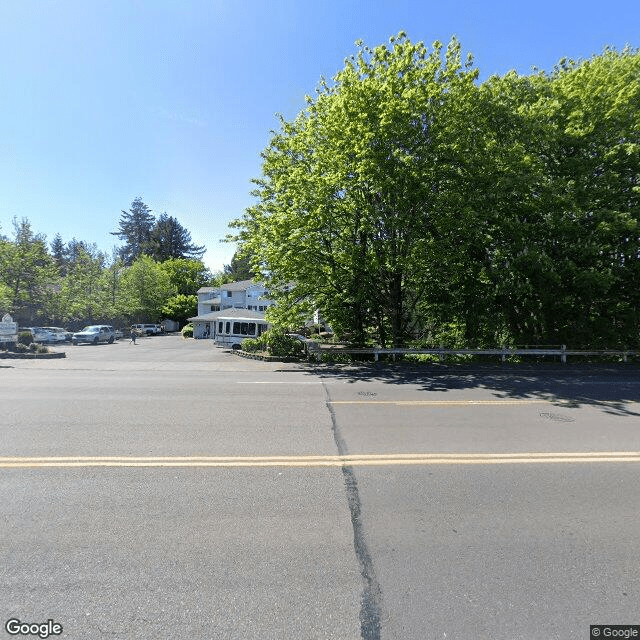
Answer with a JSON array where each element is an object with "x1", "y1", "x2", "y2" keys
[{"x1": 236, "y1": 381, "x2": 323, "y2": 384}]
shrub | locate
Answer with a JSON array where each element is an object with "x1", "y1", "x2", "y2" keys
[
  {"x1": 18, "y1": 331, "x2": 33, "y2": 346},
  {"x1": 321, "y1": 352, "x2": 354, "y2": 364},
  {"x1": 15, "y1": 342, "x2": 29, "y2": 352},
  {"x1": 265, "y1": 330, "x2": 306, "y2": 359},
  {"x1": 27, "y1": 343, "x2": 48, "y2": 354},
  {"x1": 241, "y1": 335, "x2": 268, "y2": 353},
  {"x1": 181, "y1": 323, "x2": 193, "y2": 338}
]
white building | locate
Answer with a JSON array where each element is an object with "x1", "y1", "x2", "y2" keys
[
  {"x1": 190, "y1": 280, "x2": 275, "y2": 346},
  {"x1": 196, "y1": 280, "x2": 275, "y2": 316}
]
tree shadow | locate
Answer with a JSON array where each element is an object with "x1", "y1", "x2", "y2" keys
[{"x1": 297, "y1": 362, "x2": 640, "y2": 417}]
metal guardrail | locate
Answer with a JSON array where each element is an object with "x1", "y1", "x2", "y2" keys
[{"x1": 315, "y1": 345, "x2": 639, "y2": 363}]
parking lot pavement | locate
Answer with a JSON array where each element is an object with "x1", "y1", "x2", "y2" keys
[{"x1": 12, "y1": 334, "x2": 299, "y2": 371}]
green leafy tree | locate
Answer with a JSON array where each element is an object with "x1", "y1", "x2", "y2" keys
[
  {"x1": 232, "y1": 34, "x2": 482, "y2": 346},
  {"x1": 161, "y1": 293, "x2": 198, "y2": 325},
  {"x1": 232, "y1": 35, "x2": 640, "y2": 349},
  {"x1": 0, "y1": 218, "x2": 58, "y2": 322},
  {"x1": 536, "y1": 48, "x2": 640, "y2": 347},
  {"x1": 119, "y1": 254, "x2": 175, "y2": 321},
  {"x1": 158, "y1": 258, "x2": 212, "y2": 295},
  {"x1": 54, "y1": 244, "x2": 107, "y2": 324},
  {"x1": 97, "y1": 250, "x2": 129, "y2": 323},
  {"x1": 0, "y1": 278, "x2": 11, "y2": 312}
]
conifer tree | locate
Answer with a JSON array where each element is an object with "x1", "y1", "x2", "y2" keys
[{"x1": 111, "y1": 197, "x2": 155, "y2": 265}]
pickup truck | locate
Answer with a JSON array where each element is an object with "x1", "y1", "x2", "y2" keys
[{"x1": 132, "y1": 323, "x2": 162, "y2": 336}]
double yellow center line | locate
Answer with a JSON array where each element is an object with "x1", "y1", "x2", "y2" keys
[
  {"x1": 330, "y1": 399, "x2": 554, "y2": 405},
  {"x1": 1, "y1": 452, "x2": 639, "y2": 468}
]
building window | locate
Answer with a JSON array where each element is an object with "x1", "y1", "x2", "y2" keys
[
  {"x1": 225, "y1": 322, "x2": 230, "y2": 334},
  {"x1": 226, "y1": 290, "x2": 232, "y2": 297},
  {"x1": 232, "y1": 322, "x2": 256, "y2": 336}
]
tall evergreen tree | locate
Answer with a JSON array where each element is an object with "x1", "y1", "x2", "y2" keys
[
  {"x1": 223, "y1": 250, "x2": 255, "y2": 281},
  {"x1": 146, "y1": 213, "x2": 206, "y2": 261},
  {"x1": 50, "y1": 233, "x2": 67, "y2": 275},
  {"x1": 111, "y1": 197, "x2": 155, "y2": 265}
]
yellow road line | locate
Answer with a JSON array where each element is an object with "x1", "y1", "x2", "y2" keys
[
  {"x1": 329, "y1": 399, "x2": 554, "y2": 405},
  {"x1": 1, "y1": 452, "x2": 639, "y2": 468}
]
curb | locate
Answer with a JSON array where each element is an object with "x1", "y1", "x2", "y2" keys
[
  {"x1": 0, "y1": 351, "x2": 66, "y2": 359},
  {"x1": 232, "y1": 350, "x2": 302, "y2": 363}
]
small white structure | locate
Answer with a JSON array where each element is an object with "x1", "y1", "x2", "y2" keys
[
  {"x1": 0, "y1": 313, "x2": 18, "y2": 344},
  {"x1": 161, "y1": 319, "x2": 180, "y2": 333},
  {"x1": 189, "y1": 307, "x2": 269, "y2": 349}
]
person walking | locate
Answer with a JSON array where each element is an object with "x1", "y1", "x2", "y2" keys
[{"x1": 129, "y1": 328, "x2": 137, "y2": 344}]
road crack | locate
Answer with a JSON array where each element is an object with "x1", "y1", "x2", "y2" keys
[{"x1": 323, "y1": 382, "x2": 382, "y2": 640}]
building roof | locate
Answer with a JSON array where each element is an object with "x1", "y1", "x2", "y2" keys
[
  {"x1": 197, "y1": 280, "x2": 264, "y2": 295},
  {"x1": 221, "y1": 279, "x2": 259, "y2": 292}
]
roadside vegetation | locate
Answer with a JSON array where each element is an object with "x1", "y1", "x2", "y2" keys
[
  {"x1": 241, "y1": 330, "x2": 307, "y2": 359},
  {"x1": 0, "y1": 200, "x2": 248, "y2": 330},
  {"x1": 230, "y1": 34, "x2": 640, "y2": 352}
]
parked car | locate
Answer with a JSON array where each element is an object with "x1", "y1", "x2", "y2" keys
[
  {"x1": 72, "y1": 325, "x2": 116, "y2": 345},
  {"x1": 131, "y1": 323, "x2": 161, "y2": 336},
  {"x1": 41, "y1": 327, "x2": 70, "y2": 343},
  {"x1": 28, "y1": 327, "x2": 57, "y2": 343}
]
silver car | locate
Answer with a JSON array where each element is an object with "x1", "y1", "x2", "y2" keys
[
  {"x1": 72, "y1": 325, "x2": 116, "y2": 345},
  {"x1": 29, "y1": 327, "x2": 57, "y2": 343},
  {"x1": 41, "y1": 327, "x2": 69, "y2": 343}
]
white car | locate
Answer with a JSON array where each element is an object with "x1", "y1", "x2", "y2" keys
[
  {"x1": 29, "y1": 327, "x2": 57, "y2": 343},
  {"x1": 132, "y1": 323, "x2": 161, "y2": 336},
  {"x1": 41, "y1": 327, "x2": 69, "y2": 343},
  {"x1": 72, "y1": 325, "x2": 116, "y2": 345}
]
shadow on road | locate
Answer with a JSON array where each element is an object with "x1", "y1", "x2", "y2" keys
[{"x1": 296, "y1": 363, "x2": 640, "y2": 417}]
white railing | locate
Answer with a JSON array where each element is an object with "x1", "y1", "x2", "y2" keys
[{"x1": 314, "y1": 345, "x2": 638, "y2": 363}]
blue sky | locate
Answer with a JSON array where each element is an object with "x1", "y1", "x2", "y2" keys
[{"x1": 0, "y1": 0, "x2": 637, "y2": 273}]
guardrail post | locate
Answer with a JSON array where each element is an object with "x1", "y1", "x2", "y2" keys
[
  {"x1": 374, "y1": 349, "x2": 379, "y2": 362},
  {"x1": 561, "y1": 345, "x2": 566, "y2": 364}
]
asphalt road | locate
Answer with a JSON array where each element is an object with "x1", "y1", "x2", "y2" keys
[{"x1": 1, "y1": 335, "x2": 639, "y2": 639}]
